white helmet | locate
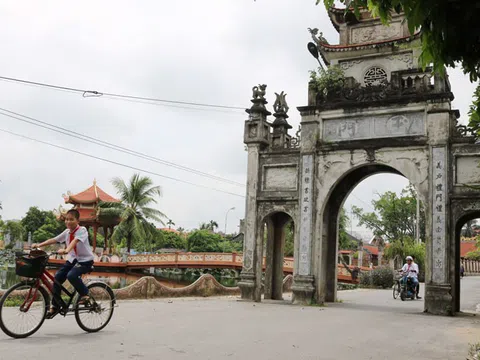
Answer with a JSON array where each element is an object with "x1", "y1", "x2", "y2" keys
[{"x1": 406, "y1": 256, "x2": 413, "y2": 261}]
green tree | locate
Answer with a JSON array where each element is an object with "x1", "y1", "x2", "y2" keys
[
  {"x1": 462, "y1": 220, "x2": 478, "y2": 238},
  {"x1": 384, "y1": 238, "x2": 426, "y2": 277},
  {"x1": 21, "y1": 207, "x2": 50, "y2": 238},
  {"x1": 284, "y1": 221, "x2": 294, "y2": 257},
  {"x1": 166, "y1": 219, "x2": 175, "y2": 229},
  {"x1": 200, "y1": 221, "x2": 219, "y2": 232},
  {"x1": 32, "y1": 213, "x2": 66, "y2": 243},
  {"x1": 338, "y1": 209, "x2": 358, "y2": 250},
  {"x1": 187, "y1": 230, "x2": 224, "y2": 252},
  {"x1": 99, "y1": 173, "x2": 167, "y2": 253},
  {"x1": 352, "y1": 185, "x2": 425, "y2": 243},
  {"x1": 2, "y1": 220, "x2": 26, "y2": 244},
  {"x1": 159, "y1": 230, "x2": 187, "y2": 250},
  {"x1": 319, "y1": 0, "x2": 480, "y2": 136}
]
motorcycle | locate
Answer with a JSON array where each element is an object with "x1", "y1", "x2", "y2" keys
[{"x1": 398, "y1": 271, "x2": 418, "y2": 301}]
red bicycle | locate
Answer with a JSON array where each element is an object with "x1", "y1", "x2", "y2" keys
[{"x1": 0, "y1": 249, "x2": 116, "y2": 338}]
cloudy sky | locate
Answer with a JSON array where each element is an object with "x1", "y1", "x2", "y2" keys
[{"x1": 0, "y1": 1, "x2": 476, "y2": 239}]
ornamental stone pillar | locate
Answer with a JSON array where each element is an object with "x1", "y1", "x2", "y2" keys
[
  {"x1": 238, "y1": 85, "x2": 271, "y2": 302},
  {"x1": 291, "y1": 114, "x2": 318, "y2": 305}
]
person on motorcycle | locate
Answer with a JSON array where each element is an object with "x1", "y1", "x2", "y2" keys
[
  {"x1": 400, "y1": 256, "x2": 421, "y2": 299},
  {"x1": 411, "y1": 255, "x2": 421, "y2": 299}
]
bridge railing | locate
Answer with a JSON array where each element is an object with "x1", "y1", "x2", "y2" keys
[
  {"x1": 126, "y1": 252, "x2": 295, "y2": 272},
  {"x1": 49, "y1": 252, "x2": 370, "y2": 277}
]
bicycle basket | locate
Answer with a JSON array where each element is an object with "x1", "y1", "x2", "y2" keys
[{"x1": 15, "y1": 250, "x2": 48, "y2": 278}]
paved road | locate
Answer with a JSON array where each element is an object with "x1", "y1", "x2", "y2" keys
[
  {"x1": 461, "y1": 276, "x2": 480, "y2": 313},
  {"x1": 0, "y1": 278, "x2": 479, "y2": 360}
]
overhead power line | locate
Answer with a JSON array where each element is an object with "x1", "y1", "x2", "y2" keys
[
  {"x1": 0, "y1": 128, "x2": 246, "y2": 199},
  {"x1": 0, "y1": 107, "x2": 245, "y2": 187},
  {"x1": 0, "y1": 75, "x2": 246, "y2": 111}
]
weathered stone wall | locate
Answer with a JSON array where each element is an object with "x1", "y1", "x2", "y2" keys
[
  {"x1": 112, "y1": 274, "x2": 295, "y2": 300},
  {"x1": 0, "y1": 274, "x2": 294, "y2": 299}
]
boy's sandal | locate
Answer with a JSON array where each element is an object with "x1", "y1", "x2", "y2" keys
[{"x1": 46, "y1": 307, "x2": 60, "y2": 320}]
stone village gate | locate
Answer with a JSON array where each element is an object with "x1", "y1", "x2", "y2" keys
[{"x1": 237, "y1": 8, "x2": 480, "y2": 315}]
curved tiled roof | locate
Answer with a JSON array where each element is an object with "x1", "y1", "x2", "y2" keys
[
  {"x1": 319, "y1": 32, "x2": 421, "y2": 52},
  {"x1": 316, "y1": 32, "x2": 420, "y2": 65},
  {"x1": 64, "y1": 181, "x2": 120, "y2": 204},
  {"x1": 363, "y1": 244, "x2": 379, "y2": 256}
]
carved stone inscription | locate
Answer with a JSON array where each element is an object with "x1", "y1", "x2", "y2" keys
[
  {"x1": 263, "y1": 165, "x2": 298, "y2": 191},
  {"x1": 323, "y1": 112, "x2": 424, "y2": 142},
  {"x1": 455, "y1": 156, "x2": 480, "y2": 184},
  {"x1": 299, "y1": 155, "x2": 313, "y2": 275},
  {"x1": 432, "y1": 147, "x2": 446, "y2": 284},
  {"x1": 350, "y1": 21, "x2": 402, "y2": 44}
]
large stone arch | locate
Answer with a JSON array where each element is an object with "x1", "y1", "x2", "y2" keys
[
  {"x1": 450, "y1": 199, "x2": 480, "y2": 312},
  {"x1": 238, "y1": 8, "x2": 480, "y2": 316},
  {"x1": 314, "y1": 154, "x2": 428, "y2": 303}
]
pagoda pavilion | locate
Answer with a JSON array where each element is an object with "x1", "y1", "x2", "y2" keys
[{"x1": 57, "y1": 180, "x2": 121, "y2": 252}]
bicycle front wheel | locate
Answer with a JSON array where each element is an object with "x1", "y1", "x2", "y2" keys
[
  {"x1": 0, "y1": 281, "x2": 48, "y2": 338},
  {"x1": 393, "y1": 281, "x2": 400, "y2": 299},
  {"x1": 75, "y1": 282, "x2": 115, "y2": 333}
]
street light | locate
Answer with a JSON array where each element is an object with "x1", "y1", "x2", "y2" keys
[{"x1": 224, "y1": 207, "x2": 235, "y2": 236}]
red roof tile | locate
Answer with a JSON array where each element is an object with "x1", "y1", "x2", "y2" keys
[
  {"x1": 64, "y1": 181, "x2": 119, "y2": 204},
  {"x1": 158, "y1": 228, "x2": 183, "y2": 234},
  {"x1": 363, "y1": 244, "x2": 379, "y2": 256},
  {"x1": 461, "y1": 241, "x2": 479, "y2": 258}
]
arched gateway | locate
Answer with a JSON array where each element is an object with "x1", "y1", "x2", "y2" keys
[{"x1": 238, "y1": 8, "x2": 480, "y2": 316}]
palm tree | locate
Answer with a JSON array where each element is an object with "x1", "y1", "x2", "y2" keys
[
  {"x1": 99, "y1": 173, "x2": 166, "y2": 253},
  {"x1": 200, "y1": 220, "x2": 218, "y2": 232},
  {"x1": 209, "y1": 220, "x2": 218, "y2": 232},
  {"x1": 167, "y1": 219, "x2": 175, "y2": 229},
  {"x1": 463, "y1": 220, "x2": 477, "y2": 238}
]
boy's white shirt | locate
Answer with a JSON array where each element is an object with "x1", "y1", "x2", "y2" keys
[{"x1": 54, "y1": 226, "x2": 95, "y2": 262}]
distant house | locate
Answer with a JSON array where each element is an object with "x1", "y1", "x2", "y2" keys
[
  {"x1": 158, "y1": 228, "x2": 182, "y2": 234},
  {"x1": 461, "y1": 240, "x2": 478, "y2": 259}
]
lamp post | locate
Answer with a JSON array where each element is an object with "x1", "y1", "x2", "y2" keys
[
  {"x1": 224, "y1": 207, "x2": 235, "y2": 236},
  {"x1": 223, "y1": 207, "x2": 235, "y2": 253}
]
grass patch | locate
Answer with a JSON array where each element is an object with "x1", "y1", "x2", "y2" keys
[
  {"x1": 308, "y1": 302, "x2": 327, "y2": 307},
  {"x1": 467, "y1": 343, "x2": 480, "y2": 360}
]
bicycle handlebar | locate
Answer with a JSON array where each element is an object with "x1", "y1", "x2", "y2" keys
[{"x1": 20, "y1": 247, "x2": 63, "y2": 257}]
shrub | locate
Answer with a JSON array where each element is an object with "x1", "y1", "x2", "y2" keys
[
  {"x1": 467, "y1": 343, "x2": 480, "y2": 360},
  {"x1": 309, "y1": 65, "x2": 345, "y2": 99},
  {"x1": 360, "y1": 266, "x2": 394, "y2": 289}
]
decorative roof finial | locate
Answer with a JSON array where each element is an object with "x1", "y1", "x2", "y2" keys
[
  {"x1": 273, "y1": 91, "x2": 289, "y2": 115},
  {"x1": 271, "y1": 90, "x2": 292, "y2": 130},
  {"x1": 246, "y1": 84, "x2": 271, "y2": 117}
]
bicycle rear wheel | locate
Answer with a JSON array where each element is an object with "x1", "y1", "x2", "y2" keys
[
  {"x1": 0, "y1": 282, "x2": 48, "y2": 338},
  {"x1": 75, "y1": 282, "x2": 115, "y2": 333}
]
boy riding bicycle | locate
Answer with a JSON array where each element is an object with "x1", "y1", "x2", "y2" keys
[{"x1": 32, "y1": 209, "x2": 95, "y2": 319}]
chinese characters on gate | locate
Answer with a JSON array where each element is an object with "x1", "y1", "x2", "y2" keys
[
  {"x1": 432, "y1": 147, "x2": 446, "y2": 281},
  {"x1": 299, "y1": 155, "x2": 313, "y2": 275}
]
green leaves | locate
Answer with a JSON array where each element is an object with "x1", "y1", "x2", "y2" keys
[
  {"x1": 351, "y1": 185, "x2": 424, "y2": 243},
  {"x1": 309, "y1": 65, "x2": 345, "y2": 98},
  {"x1": 467, "y1": 83, "x2": 480, "y2": 137},
  {"x1": 100, "y1": 173, "x2": 166, "y2": 252},
  {"x1": 318, "y1": 0, "x2": 480, "y2": 84}
]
